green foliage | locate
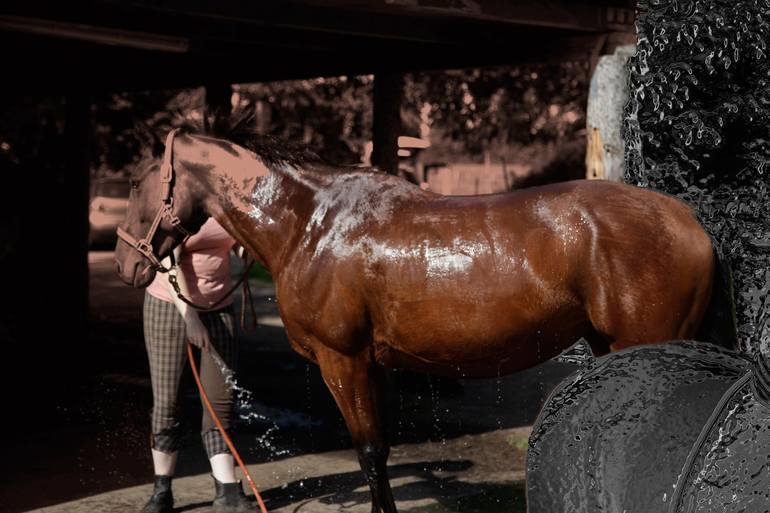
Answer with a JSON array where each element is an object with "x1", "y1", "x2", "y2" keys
[
  {"x1": 624, "y1": 0, "x2": 770, "y2": 354},
  {"x1": 408, "y1": 64, "x2": 589, "y2": 155},
  {"x1": 84, "y1": 64, "x2": 588, "y2": 177},
  {"x1": 248, "y1": 261, "x2": 273, "y2": 283},
  {"x1": 235, "y1": 76, "x2": 373, "y2": 164},
  {"x1": 506, "y1": 432, "x2": 531, "y2": 453},
  {"x1": 233, "y1": 67, "x2": 587, "y2": 165},
  {"x1": 91, "y1": 88, "x2": 205, "y2": 177}
]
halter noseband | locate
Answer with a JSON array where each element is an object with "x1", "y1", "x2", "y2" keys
[{"x1": 117, "y1": 128, "x2": 192, "y2": 273}]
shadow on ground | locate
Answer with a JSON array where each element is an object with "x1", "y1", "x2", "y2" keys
[
  {"x1": 3, "y1": 252, "x2": 574, "y2": 512},
  {"x1": 176, "y1": 460, "x2": 477, "y2": 512}
]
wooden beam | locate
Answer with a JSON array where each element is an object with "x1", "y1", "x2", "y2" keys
[
  {"x1": 64, "y1": 93, "x2": 91, "y2": 338},
  {"x1": 0, "y1": 28, "x2": 609, "y2": 94},
  {"x1": 0, "y1": 14, "x2": 189, "y2": 52},
  {"x1": 602, "y1": 31, "x2": 637, "y2": 53},
  {"x1": 131, "y1": 0, "x2": 637, "y2": 36},
  {"x1": 1, "y1": 1, "x2": 635, "y2": 62},
  {"x1": 371, "y1": 72, "x2": 402, "y2": 176}
]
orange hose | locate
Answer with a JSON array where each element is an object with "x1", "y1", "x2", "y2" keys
[{"x1": 187, "y1": 343, "x2": 269, "y2": 513}]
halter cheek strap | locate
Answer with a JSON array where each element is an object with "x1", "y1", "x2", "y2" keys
[{"x1": 117, "y1": 128, "x2": 192, "y2": 273}]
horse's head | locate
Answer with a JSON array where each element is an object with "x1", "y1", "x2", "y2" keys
[{"x1": 114, "y1": 130, "x2": 209, "y2": 287}]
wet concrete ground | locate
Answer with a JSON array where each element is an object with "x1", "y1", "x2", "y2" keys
[
  {"x1": 12, "y1": 251, "x2": 576, "y2": 513},
  {"x1": 34, "y1": 427, "x2": 531, "y2": 513}
]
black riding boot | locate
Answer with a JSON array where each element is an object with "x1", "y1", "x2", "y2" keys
[
  {"x1": 140, "y1": 475, "x2": 174, "y2": 513},
  {"x1": 212, "y1": 476, "x2": 254, "y2": 513}
]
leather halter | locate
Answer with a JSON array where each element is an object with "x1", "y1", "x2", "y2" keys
[
  {"x1": 117, "y1": 128, "x2": 192, "y2": 273},
  {"x1": 117, "y1": 128, "x2": 258, "y2": 320}
]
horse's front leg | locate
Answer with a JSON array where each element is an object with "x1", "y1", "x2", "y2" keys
[{"x1": 316, "y1": 345, "x2": 397, "y2": 513}]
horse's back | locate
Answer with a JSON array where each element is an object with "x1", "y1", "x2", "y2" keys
[
  {"x1": 288, "y1": 178, "x2": 717, "y2": 373},
  {"x1": 526, "y1": 342, "x2": 751, "y2": 513}
]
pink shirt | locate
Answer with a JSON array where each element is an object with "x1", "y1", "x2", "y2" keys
[{"x1": 147, "y1": 218, "x2": 236, "y2": 308}]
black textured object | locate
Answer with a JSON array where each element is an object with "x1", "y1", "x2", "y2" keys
[
  {"x1": 525, "y1": 342, "x2": 770, "y2": 513},
  {"x1": 624, "y1": 0, "x2": 770, "y2": 363},
  {"x1": 525, "y1": 3, "x2": 770, "y2": 511}
]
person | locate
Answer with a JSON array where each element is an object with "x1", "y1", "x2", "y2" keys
[{"x1": 139, "y1": 217, "x2": 252, "y2": 513}]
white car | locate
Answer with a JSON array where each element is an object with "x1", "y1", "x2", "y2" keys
[{"x1": 89, "y1": 177, "x2": 130, "y2": 248}]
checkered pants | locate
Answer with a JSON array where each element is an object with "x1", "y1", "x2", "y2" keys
[{"x1": 143, "y1": 291, "x2": 238, "y2": 458}]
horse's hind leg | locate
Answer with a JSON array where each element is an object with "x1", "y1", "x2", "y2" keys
[
  {"x1": 316, "y1": 344, "x2": 397, "y2": 513},
  {"x1": 588, "y1": 284, "x2": 710, "y2": 352}
]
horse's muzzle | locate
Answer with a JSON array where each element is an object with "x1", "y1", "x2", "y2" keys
[{"x1": 114, "y1": 258, "x2": 155, "y2": 288}]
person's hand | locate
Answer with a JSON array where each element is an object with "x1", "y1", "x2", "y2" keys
[{"x1": 184, "y1": 311, "x2": 210, "y2": 351}]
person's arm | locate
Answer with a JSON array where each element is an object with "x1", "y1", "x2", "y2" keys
[{"x1": 163, "y1": 246, "x2": 210, "y2": 350}]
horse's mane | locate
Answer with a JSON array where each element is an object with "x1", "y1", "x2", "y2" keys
[{"x1": 132, "y1": 107, "x2": 323, "y2": 180}]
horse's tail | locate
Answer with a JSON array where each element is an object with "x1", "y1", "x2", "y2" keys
[{"x1": 695, "y1": 243, "x2": 739, "y2": 350}]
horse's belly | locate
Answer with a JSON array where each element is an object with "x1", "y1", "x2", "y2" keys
[{"x1": 372, "y1": 299, "x2": 588, "y2": 377}]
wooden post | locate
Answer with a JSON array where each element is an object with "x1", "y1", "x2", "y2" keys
[
  {"x1": 585, "y1": 43, "x2": 636, "y2": 181},
  {"x1": 372, "y1": 72, "x2": 402, "y2": 175},
  {"x1": 254, "y1": 100, "x2": 272, "y2": 135},
  {"x1": 205, "y1": 83, "x2": 233, "y2": 133},
  {"x1": 64, "y1": 93, "x2": 91, "y2": 341}
]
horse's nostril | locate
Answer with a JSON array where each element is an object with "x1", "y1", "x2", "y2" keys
[{"x1": 114, "y1": 259, "x2": 122, "y2": 275}]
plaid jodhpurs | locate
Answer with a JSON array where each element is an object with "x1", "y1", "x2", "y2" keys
[{"x1": 143, "y1": 291, "x2": 238, "y2": 459}]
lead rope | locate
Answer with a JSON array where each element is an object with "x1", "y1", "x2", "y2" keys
[
  {"x1": 241, "y1": 260, "x2": 258, "y2": 331},
  {"x1": 187, "y1": 343, "x2": 269, "y2": 513},
  {"x1": 168, "y1": 256, "x2": 256, "y2": 314}
]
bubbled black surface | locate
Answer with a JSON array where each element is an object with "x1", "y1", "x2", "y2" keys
[
  {"x1": 623, "y1": 0, "x2": 770, "y2": 359},
  {"x1": 675, "y1": 380, "x2": 770, "y2": 512},
  {"x1": 526, "y1": 6, "x2": 770, "y2": 510},
  {"x1": 526, "y1": 342, "x2": 751, "y2": 513}
]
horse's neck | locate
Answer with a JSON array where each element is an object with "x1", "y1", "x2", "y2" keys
[
  {"x1": 206, "y1": 161, "x2": 318, "y2": 276},
  {"x1": 175, "y1": 135, "x2": 301, "y2": 273}
]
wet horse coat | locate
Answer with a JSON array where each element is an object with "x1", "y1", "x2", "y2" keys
[{"x1": 115, "y1": 133, "x2": 728, "y2": 513}]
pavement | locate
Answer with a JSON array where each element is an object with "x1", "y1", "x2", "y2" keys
[
  {"x1": 33, "y1": 427, "x2": 531, "y2": 513},
  {"x1": 16, "y1": 251, "x2": 577, "y2": 513}
]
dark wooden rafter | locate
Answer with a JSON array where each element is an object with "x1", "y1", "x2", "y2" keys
[{"x1": 0, "y1": 0, "x2": 635, "y2": 91}]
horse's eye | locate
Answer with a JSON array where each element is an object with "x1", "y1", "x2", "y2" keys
[{"x1": 130, "y1": 179, "x2": 139, "y2": 189}]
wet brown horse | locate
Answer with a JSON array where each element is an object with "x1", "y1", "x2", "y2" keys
[{"x1": 115, "y1": 131, "x2": 731, "y2": 513}]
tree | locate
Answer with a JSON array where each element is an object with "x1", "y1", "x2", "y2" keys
[
  {"x1": 406, "y1": 63, "x2": 589, "y2": 158},
  {"x1": 235, "y1": 76, "x2": 373, "y2": 164}
]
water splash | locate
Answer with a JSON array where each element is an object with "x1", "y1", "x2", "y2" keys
[{"x1": 207, "y1": 348, "x2": 319, "y2": 460}]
